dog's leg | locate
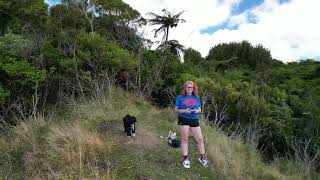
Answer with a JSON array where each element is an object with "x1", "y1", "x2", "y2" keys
[
  {"x1": 127, "y1": 122, "x2": 133, "y2": 137},
  {"x1": 124, "y1": 122, "x2": 131, "y2": 136},
  {"x1": 131, "y1": 122, "x2": 136, "y2": 137},
  {"x1": 123, "y1": 121, "x2": 126, "y2": 132}
]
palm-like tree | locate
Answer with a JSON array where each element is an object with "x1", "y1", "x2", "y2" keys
[
  {"x1": 158, "y1": 40, "x2": 185, "y2": 60},
  {"x1": 146, "y1": 9, "x2": 186, "y2": 44},
  {"x1": 144, "y1": 9, "x2": 186, "y2": 97}
]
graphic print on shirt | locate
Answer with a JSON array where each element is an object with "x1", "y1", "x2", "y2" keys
[{"x1": 182, "y1": 98, "x2": 197, "y2": 108}]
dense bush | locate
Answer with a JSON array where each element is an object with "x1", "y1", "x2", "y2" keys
[{"x1": 0, "y1": 0, "x2": 319, "y2": 172}]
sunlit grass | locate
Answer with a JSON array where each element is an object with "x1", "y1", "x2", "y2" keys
[{"x1": 0, "y1": 87, "x2": 318, "y2": 179}]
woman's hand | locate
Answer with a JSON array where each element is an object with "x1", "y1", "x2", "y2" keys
[
  {"x1": 179, "y1": 109, "x2": 191, "y2": 114},
  {"x1": 195, "y1": 108, "x2": 201, "y2": 114},
  {"x1": 175, "y1": 107, "x2": 191, "y2": 114},
  {"x1": 175, "y1": 107, "x2": 201, "y2": 114},
  {"x1": 185, "y1": 108, "x2": 192, "y2": 114}
]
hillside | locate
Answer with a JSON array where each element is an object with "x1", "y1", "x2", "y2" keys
[{"x1": 0, "y1": 88, "x2": 318, "y2": 179}]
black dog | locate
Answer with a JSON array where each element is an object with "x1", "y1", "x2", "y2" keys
[{"x1": 122, "y1": 114, "x2": 137, "y2": 137}]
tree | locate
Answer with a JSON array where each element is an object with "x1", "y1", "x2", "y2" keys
[
  {"x1": 94, "y1": 0, "x2": 146, "y2": 51},
  {"x1": 0, "y1": 33, "x2": 46, "y2": 120},
  {"x1": 0, "y1": 0, "x2": 48, "y2": 35},
  {"x1": 146, "y1": 9, "x2": 185, "y2": 44},
  {"x1": 184, "y1": 48, "x2": 203, "y2": 64},
  {"x1": 206, "y1": 40, "x2": 273, "y2": 70},
  {"x1": 142, "y1": 9, "x2": 186, "y2": 98},
  {"x1": 158, "y1": 40, "x2": 184, "y2": 61}
]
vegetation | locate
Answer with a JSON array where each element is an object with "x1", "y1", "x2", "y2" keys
[
  {"x1": 0, "y1": 0, "x2": 319, "y2": 178},
  {"x1": 146, "y1": 9, "x2": 186, "y2": 44},
  {"x1": 0, "y1": 88, "x2": 317, "y2": 179}
]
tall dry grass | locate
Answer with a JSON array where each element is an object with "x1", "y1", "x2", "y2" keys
[
  {"x1": 1, "y1": 108, "x2": 115, "y2": 179},
  {"x1": 45, "y1": 123, "x2": 113, "y2": 178},
  {"x1": 0, "y1": 137, "x2": 13, "y2": 178},
  {"x1": 0, "y1": 88, "x2": 318, "y2": 179},
  {"x1": 203, "y1": 125, "x2": 284, "y2": 180}
]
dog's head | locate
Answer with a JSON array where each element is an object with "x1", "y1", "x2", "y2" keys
[
  {"x1": 130, "y1": 115, "x2": 137, "y2": 123},
  {"x1": 123, "y1": 114, "x2": 130, "y2": 122},
  {"x1": 167, "y1": 131, "x2": 180, "y2": 148},
  {"x1": 167, "y1": 131, "x2": 177, "y2": 140},
  {"x1": 123, "y1": 114, "x2": 137, "y2": 123}
]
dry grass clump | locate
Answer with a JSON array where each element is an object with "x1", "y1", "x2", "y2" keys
[
  {"x1": 44, "y1": 123, "x2": 113, "y2": 178},
  {"x1": 8, "y1": 116, "x2": 50, "y2": 178},
  {"x1": 13, "y1": 116, "x2": 47, "y2": 150},
  {"x1": 0, "y1": 138, "x2": 13, "y2": 178},
  {"x1": 203, "y1": 126, "x2": 284, "y2": 180},
  {"x1": 3, "y1": 113, "x2": 114, "y2": 179}
]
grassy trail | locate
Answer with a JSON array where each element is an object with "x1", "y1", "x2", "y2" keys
[
  {"x1": 0, "y1": 88, "x2": 318, "y2": 179},
  {"x1": 101, "y1": 117, "x2": 219, "y2": 179}
]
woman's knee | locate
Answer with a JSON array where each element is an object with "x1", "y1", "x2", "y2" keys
[
  {"x1": 196, "y1": 137, "x2": 204, "y2": 144},
  {"x1": 181, "y1": 135, "x2": 189, "y2": 143}
]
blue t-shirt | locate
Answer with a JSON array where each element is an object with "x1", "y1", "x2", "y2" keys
[{"x1": 175, "y1": 95, "x2": 201, "y2": 119}]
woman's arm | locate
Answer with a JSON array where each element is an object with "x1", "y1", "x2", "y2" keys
[
  {"x1": 175, "y1": 106, "x2": 190, "y2": 114},
  {"x1": 195, "y1": 107, "x2": 201, "y2": 114}
]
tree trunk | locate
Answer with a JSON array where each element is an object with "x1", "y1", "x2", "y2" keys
[
  {"x1": 165, "y1": 26, "x2": 169, "y2": 44},
  {"x1": 137, "y1": 47, "x2": 142, "y2": 95}
]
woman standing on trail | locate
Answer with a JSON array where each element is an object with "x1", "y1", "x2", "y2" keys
[{"x1": 175, "y1": 80, "x2": 208, "y2": 169}]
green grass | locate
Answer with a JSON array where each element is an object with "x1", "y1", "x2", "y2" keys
[{"x1": 0, "y1": 87, "x2": 319, "y2": 179}]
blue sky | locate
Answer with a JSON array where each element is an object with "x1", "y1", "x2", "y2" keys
[
  {"x1": 46, "y1": 0, "x2": 320, "y2": 62},
  {"x1": 232, "y1": 0, "x2": 264, "y2": 14},
  {"x1": 45, "y1": 0, "x2": 60, "y2": 6}
]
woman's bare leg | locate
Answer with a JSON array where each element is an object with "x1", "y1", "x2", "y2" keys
[
  {"x1": 190, "y1": 126, "x2": 205, "y2": 155},
  {"x1": 180, "y1": 125, "x2": 190, "y2": 157}
]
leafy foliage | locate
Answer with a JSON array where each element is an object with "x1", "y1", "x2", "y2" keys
[
  {"x1": 146, "y1": 9, "x2": 185, "y2": 43},
  {"x1": 206, "y1": 40, "x2": 273, "y2": 70},
  {"x1": 0, "y1": 0, "x2": 48, "y2": 35},
  {"x1": 0, "y1": 0, "x2": 319, "y2": 174}
]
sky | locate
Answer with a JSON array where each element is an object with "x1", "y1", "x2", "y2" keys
[
  {"x1": 46, "y1": 0, "x2": 320, "y2": 62},
  {"x1": 45, "y1": 0, "x2": 60, "y2": 6}
]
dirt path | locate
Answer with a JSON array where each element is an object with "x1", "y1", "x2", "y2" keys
[{"x1": 97, "y1": 120, "x2": 163, "y2": 148}]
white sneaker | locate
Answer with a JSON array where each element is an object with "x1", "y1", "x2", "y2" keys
[
  {"x1": 183, "y1": 159, "x2": 190, "y2": 169},
  {"x1": 198, "y1": 158, "x2": 209, "y2": 167}
]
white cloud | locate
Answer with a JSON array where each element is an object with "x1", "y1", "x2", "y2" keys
[
  {"x1": 228, "y1": 13, "x2": 249, "y2": 27},
  {"x1": 125, "y1": 0, "x2": 320, "y2": 62}
]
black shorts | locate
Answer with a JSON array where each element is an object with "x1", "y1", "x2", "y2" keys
[{"x1": 178, "y1": 116, "x2": 200, "y2": 127}]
